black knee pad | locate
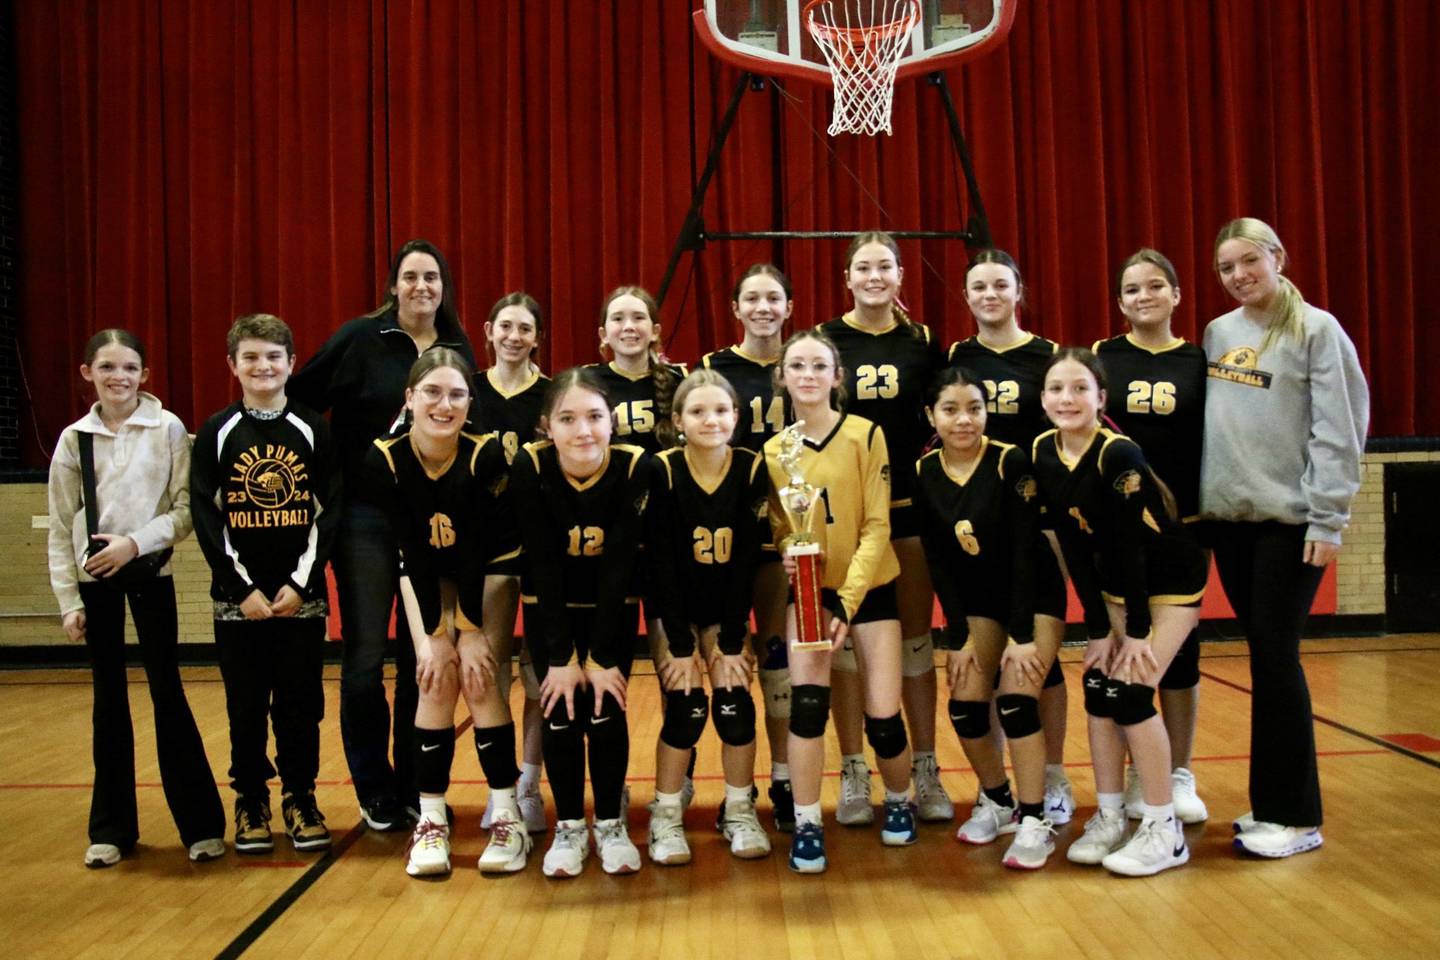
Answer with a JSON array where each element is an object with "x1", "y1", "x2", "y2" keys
[
  {"x1": 864, "y1": 712, "x2": 908, "y2": 760},
  {"x1": 789, "y1": 684, "x2": 831, "y2": 740},
  {"x1": 1043, "y1": 657, "x2": 1065, "y2": 689},
  {"x1": 995, "y1": 694, "x2": 1041, "y2": 739},
  {"x1": 1114, "y1": 683, "x2": 1158, "y2": 726},
  {"x1": 413, "y1": 725, "x2": 455, "y2": 795},
  {"x1": 947, "y1": 699, "x2": 991, "y2": 740},
  {"x1": 660, "y1": 689, "x2": 708, "y2": 750},
  {"x1": 1160, "y1": 629, "x2": 1201, "y2": 689},
  {"x1": 711, "y1": 687, "x2": 756, "y2": 747},
  {"x1": 1082, "y1": 668, "x2": 1113, "y2": 719}
]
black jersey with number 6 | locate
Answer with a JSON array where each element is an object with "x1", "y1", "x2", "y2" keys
[
  {"x1": 948, "y1": 334, "x2": 1059, "y2": 450},
  {"x1": 1093, "y1": 335, "x2": 1206, "y2": 520},
  {"x1": 913, "y1": 438, "x2": 1050, "y2": 645},
  {"x1": 648, "y1": 447, "x2": 769, "y2": 656},
  {"x1": 820, "y1": 315, "x2": 943, "y2": 508}
]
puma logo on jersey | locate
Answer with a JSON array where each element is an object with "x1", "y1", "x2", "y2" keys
[
  {"x1": 1016, "y1": 476, "x2": 1038, "y2": 502},
  {"x1": 1114, "y1": 470, "x2": 1142, "y2": 498}
]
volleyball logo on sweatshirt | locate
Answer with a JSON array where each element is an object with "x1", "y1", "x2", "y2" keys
[
  {"x1": 226, "y1": 444, "x2": 312, "y2": 527},
  {"x1": 1208, "y1": 346, "x2": 1273, "y2": 389}
]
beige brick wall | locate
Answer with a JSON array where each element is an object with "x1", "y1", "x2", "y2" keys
[
  {"x1": 1, "y1": 482, "x2": 218, "y2": 647},
  {"x1": 1336, "y1": 449, "x2": 1439, "y2": 616}
]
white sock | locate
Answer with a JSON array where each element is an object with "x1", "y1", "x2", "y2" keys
[
  {"x1": 1097, "y1": 792, "x2": 1125, "y2": 813},
  {"x1": 518, "y1": 762, "x2": 542, "y2": 792},
  {"x1": 1142, "y1": 802, "x2": 1176, "y2": 825},
  {"x1": 911, "y1": 750, "x2": 935, "y2": 765},
  {"x1": 1046, "y1": 763, "x2": 1068, "y2": 783},
  {"x1": 489, "y1": 786, "x2": 518, "y2": 814},
  {"x1": 419, "y1": 795, "x2": 447, "y2": 825},
  {"x1": 771, "y1": 762, "x2": 790, "y2": 781},
  {"x1": 794, "y1": 801, "x2": 823, "y2": 828},
  {"x1": 653, "y1": 789, "x2": 683, "y2": 813},
  {"x1": 724, "y1": 783, "x2": 753, "y2": 806},
  {"x1": 842, "y1": 752, "x2": 865, "y2": 769},
  {"x1": 884, "y1": 788, "x2": 910, "y2": 804}
]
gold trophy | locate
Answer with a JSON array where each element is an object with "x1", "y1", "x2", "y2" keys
[{"x1": 776, "y1": 422, "x2": 830, "y2": 650}]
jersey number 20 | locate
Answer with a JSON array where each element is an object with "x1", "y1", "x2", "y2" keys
[{"x1": 693, "y1": 526, "x2": 733, "y2": 564}]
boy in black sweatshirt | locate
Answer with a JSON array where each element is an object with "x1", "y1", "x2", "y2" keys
[{"x1": 191, "y1": 315, "x2": 342, "y2": 854}]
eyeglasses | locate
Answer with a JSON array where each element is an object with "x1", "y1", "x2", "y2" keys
[{"x1": 415, "y1": 385, "x2": 471, "y2": 405}]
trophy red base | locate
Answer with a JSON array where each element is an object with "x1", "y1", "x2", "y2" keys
[{"x1": 787, "y1": 541, "x2": 830, "y2": 650}]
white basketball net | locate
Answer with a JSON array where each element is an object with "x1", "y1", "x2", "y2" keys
[{"x1": 804, "y1": 0, "x2": 922, "y2": 136}]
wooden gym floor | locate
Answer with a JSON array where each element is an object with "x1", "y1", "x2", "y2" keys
[{"x1": 4, "y1": 635, "x2": 1439, "y2": 960}]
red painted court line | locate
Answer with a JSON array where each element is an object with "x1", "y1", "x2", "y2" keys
[{"x1": 1382, "y1": 732, "x2": 1440, "y2": 752}]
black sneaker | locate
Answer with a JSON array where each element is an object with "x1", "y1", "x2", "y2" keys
[
  {"x1": 282, "y1": 791, "x2": 332, "y2": 852},
  {"x1": 769, "y1": 779, "x2": 796, "y2": 834},
  {"x1": 234, "y1": 795, "x2": 274, "y2": 854},
  {"x1": 359, "y1": 795, "x2": 407, "y2": 832}
]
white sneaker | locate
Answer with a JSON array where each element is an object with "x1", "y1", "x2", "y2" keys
[
  {"x1": 647, "y1": 805, "x2": 691, "y2": 866},
  {"x1": 480, "y1": 791, "x2": 497, "y2": 830},
  {"x1": 1123, "y1": 765, "x2": 1144, "y2": 820},
  {"x1": 543, "y1": 819, "x2": 589, "y2": 878},
  {"x1": 1233, "y1": 822, "x2": 1323, "y2": 859},
  {"x1": 1043, "y1": 774, "x2": 1075, "y2": 826},
  {"x1": 85, "y1": 843, "x2": 123, "y2": 868},
  {"x1": 1171, "y1": 768, "x2": 1208, "y2": 824},
  {"x1": 404, "y1": 815, "x2": 451, "y2": 877},
  {"x1": 912, "y1": 755, "x2": 955, "y2": 822},
  {"x1": 188, "y1": 838, "x2": 226, "y2": 863},
  {"x1": 1103, "y1": 816, "x2": 1188, "y2": 876},
  {"x1": 479, "y1": 808, "x2": 532, "y2": 873},
  {"x1": 1232, "y1": 810, "x2": 1256, "y2": 834},
  {"x1": 1066, "y1": 807, "x2": 1127, "y2": 865},
  {"x1": 720, "y1": 799, "x2": 772, "y2": 859},
  {"x1": 955, "y1": 792, "x2": 1018, "y2": 845},
  {"x1": 1003, "y1": 816, "x2": 1057, "y2": 870},
  {"x1": 836, "y1": 758, "x2": 874, "y2": 826},
  {"x1": 594, "y1": 817, "x2": 642, "y2": 874},
  {"x1": 519, "y1": 782, "x2": 548, "y2": 834}
]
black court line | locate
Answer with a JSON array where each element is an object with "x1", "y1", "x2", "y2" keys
[
  {"x1": 215, "y1": 715, "x2": 477, "y2": 959},
  {"x1": 1199, "y1": 668, "x2": 1440, "y2": 772}
]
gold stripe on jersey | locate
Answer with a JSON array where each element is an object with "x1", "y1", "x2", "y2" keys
[
  {"x1": 484, "y1": 366, "x2": 542, "y2": 399},
  {"x1": 1102, "y1": 589, "x2": 1205, "y2": 607},
  {"x1": 949, "y1": 331, "x2": 1052, "y2": 358}
]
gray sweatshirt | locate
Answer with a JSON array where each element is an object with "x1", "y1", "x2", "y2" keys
[{"x1": 1200, "y1": 303, "x2": 1369, "y2": 543}]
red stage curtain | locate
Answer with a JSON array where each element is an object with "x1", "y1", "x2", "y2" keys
[{"x1": 14, "y1": 1, "x2": 1437, "y2": 462}]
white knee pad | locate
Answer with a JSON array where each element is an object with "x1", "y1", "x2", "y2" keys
[
  {"x1": 831, "y1": 634, "x2": 859, "y2": 673},
  {"x1": 758, "y1": 666, "x2": 792, "y2": 720},
  {"x1": 901, "y1": 633, "x2": 936, "y2": 677}
]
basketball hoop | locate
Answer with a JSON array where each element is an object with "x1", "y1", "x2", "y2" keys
[{"x1": 803, "y1": 0, "x2": 922, "y2": 136}]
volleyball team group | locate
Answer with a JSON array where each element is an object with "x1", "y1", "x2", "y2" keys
[{"x1": 46, "y1": 217, "x2": 1369, "y2": 882}]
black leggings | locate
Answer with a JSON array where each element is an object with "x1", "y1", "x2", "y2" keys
[{"x1": 1210, "y1": 521, "x2": 1325, "y2": 827}]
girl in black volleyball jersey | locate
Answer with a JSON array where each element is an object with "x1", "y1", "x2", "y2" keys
[
  {"x1": 361, "y1": 349, "x2": 526, "y2": 878},
  {"x1": 510, "y1": 367, "x2": 650, "y2": 878},
  {"x1": 646, "y1": 370, "x2": 772, "y2": 864},
  {"x1": 914, "y1": 367, "x2": 1068, "y2": 869},
  {"x1": 589, "y1": 286, "x2": 685, "y2": 455},
  {"x1": 765, "y1": 329, "x2": 913, "y2": 874},
  {"x1": 473, "y1": 292, "x2": 552, "y2": 837},
  {"x1": 1034, "y1": 348, "x2": 1207, "y2": 877},
  {"x1": 820, "y1": 232, "x2": 951, "y2": 827},
  {"x1": 948, "y1": 249, "x2": 1074, "y2": 824},
  {"x1": 1094, "y1": 250, "x2": 1209, "y2": 825},
  {"x1": 701, "y1": 263, "x2": 794, "y2": 830}
]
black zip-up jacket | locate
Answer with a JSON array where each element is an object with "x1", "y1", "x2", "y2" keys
[{"x1": 289, "y1": 306, "x2": 475, "y2": 491}]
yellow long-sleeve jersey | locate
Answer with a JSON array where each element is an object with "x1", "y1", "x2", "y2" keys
[{"x1": 763, "y1": 413, "x2": 900, "y2": 621}]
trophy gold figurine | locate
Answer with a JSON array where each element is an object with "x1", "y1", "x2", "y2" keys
[{"x1": 776, "y1": 422, "x2": 830, "y2": 650}]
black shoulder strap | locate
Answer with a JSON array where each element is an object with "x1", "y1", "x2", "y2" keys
[{"x1": 78, "y1": 431, "x2": 99, "y2": 540}]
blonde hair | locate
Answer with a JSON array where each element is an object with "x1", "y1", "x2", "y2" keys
[{"x1": 1214, "y1": 218, "x2": 1305, "y2": 355}]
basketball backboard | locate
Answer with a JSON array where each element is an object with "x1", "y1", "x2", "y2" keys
[{"x1": 696, "y1": 0, "x2": 1015, "y2": 83}]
